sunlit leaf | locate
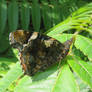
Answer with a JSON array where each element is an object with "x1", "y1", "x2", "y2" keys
[
  {"x1": 74, "y1": 35, "x2": 92, "y2": 61},
  {"x1": 68, "y1": 55, "x2": 92, "y2": 89},
  {"x1": 0, "y1": 62, "x2": 23, "y2": 92},
  {"x1": 46, "y1": 3, "x2": 92, "y2": 36},
  {"x1": 15, "y1": 64, "x2": 58, "y2": 92},
  {"x1": 52, "y1": 63, "x2": 79, "y2": 92}
]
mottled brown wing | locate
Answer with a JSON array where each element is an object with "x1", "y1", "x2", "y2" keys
[
  {"x1": 19, "y1": 32, "x2": 73, "y2": 76},
  {"x1": 9, "y1": 30, "x2": 73, "y2": 76}
]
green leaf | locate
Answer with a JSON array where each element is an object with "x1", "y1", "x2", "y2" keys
[
  {"x1": 31, "y1": 0, "x2": 41, "y2": 32},
  {"x1": 46, "y1": 18, "x2": 72, "y2": 36},
  {"x1": 20, "y1": 1, "x2": 31, "y2": 30},
  {"x1": 0, "y1": 57, "x2": 17, "y2": 76},
  {"x1": 45, "y1": 3, "x2": 92, "y2": 36},
  {"x1": 8, "y1": 0, "x2": 18, "y2": 31},
  {"x1": 51, "y1": 33, "x2": 72, "y2": 43},
  {"x1": 74, "y1": 35, "x2": 92, "y2": 61},
  {"x1": 41, "y1": 1, "x2": 52, "y2": 30},
  {"x1": 0, "y1": 57, "x2": 17, "y2": 63},
  {"x1": 68, "y1": 55, "x2": 92, "y2": 89},
  {"x1": 0, "y1": 1, "x2": 7, "y2": 39},
  {"x1": 74, "y1": 73, "x2": 91, "y2": 92},
  {"x1": 52, "y1": 63, "x2": 79, "y2": 92},
  {"x1": 0, "y1": 62, "x2": 23, "y2": 92},
  {"x1": 15, "y1": 64, "x2": 59, "y2": 92},
  {"x1": 50, "y1": 0, "x2": 61, "y2": 26}
]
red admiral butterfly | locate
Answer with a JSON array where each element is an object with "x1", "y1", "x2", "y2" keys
[{"x1": 9, "y1": 30, "x2": 73, "y2": 76}]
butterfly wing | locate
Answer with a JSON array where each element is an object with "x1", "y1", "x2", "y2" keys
[{"x1": 9, "y1": 30, "x2": 73, "y2": 76}]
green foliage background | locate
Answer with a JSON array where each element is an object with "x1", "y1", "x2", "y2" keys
[{"x1": 0, "y1": 0, "x2": 92, "y2": 92}]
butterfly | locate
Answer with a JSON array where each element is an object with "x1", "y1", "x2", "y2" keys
[{"x1": 9, "y1": 30, "x2": 73, "y2": 76}]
